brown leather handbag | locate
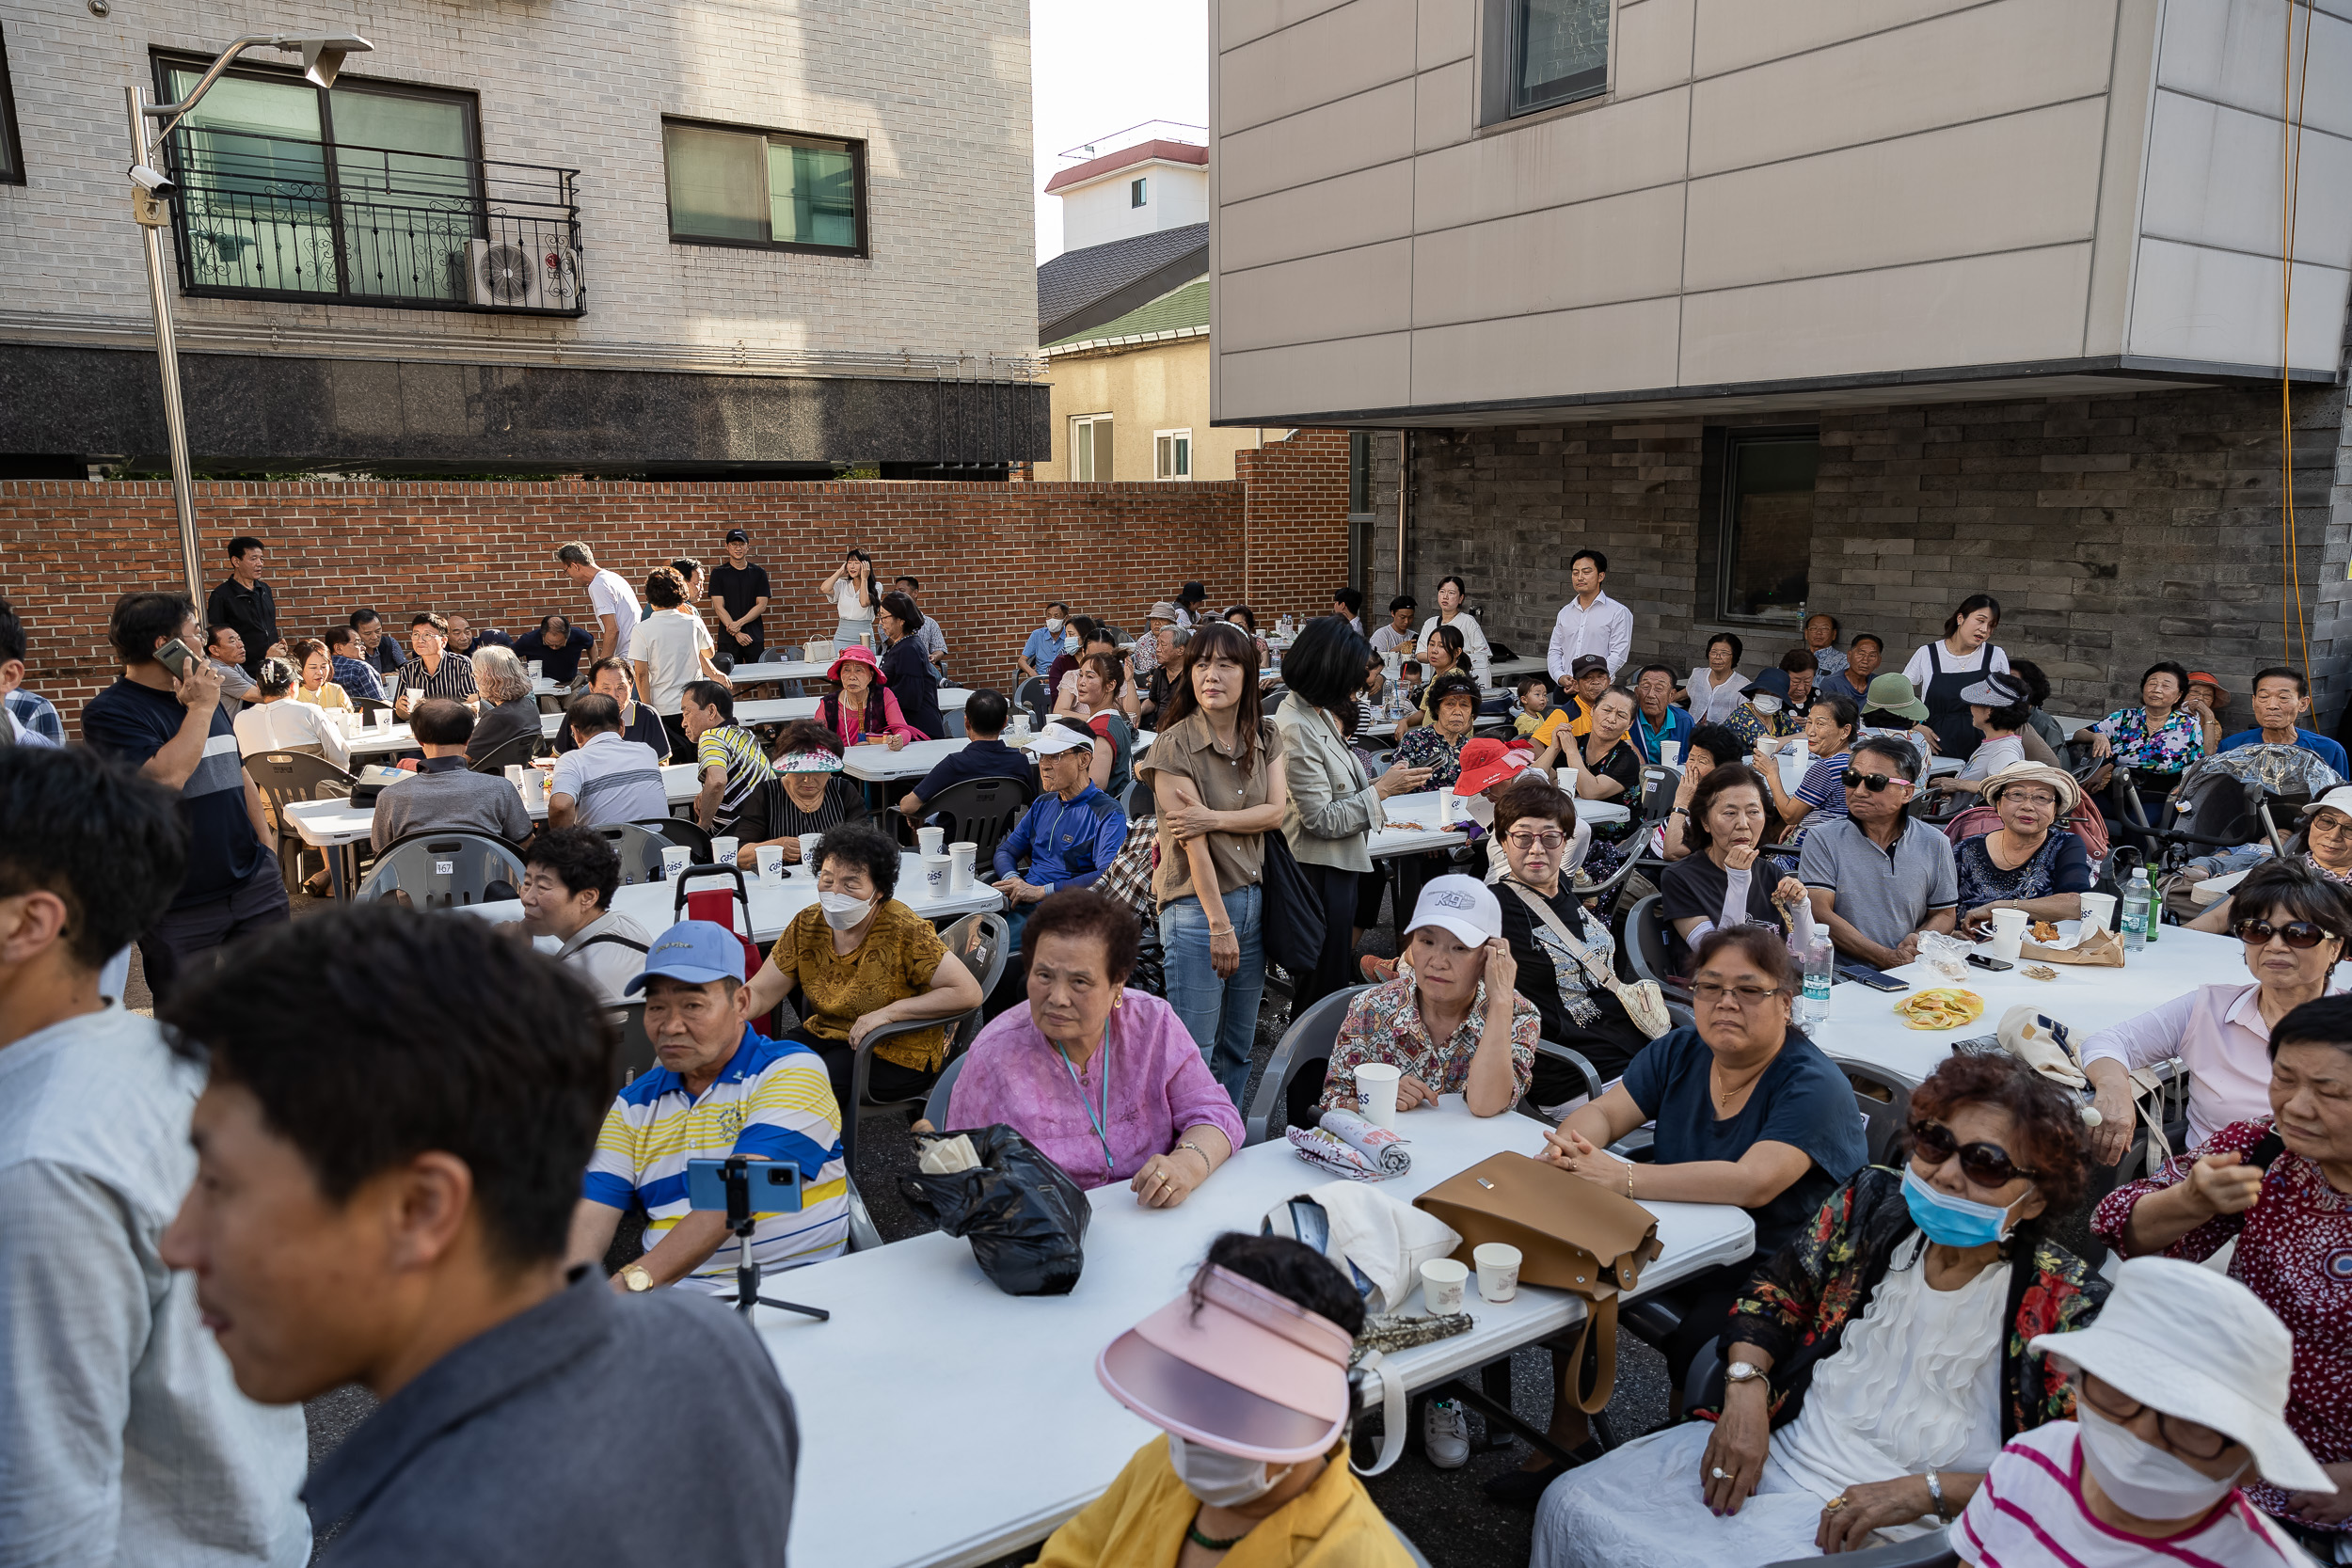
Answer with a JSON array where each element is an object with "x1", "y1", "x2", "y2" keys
[{"x1": 1414, "y1": 1151, "x2": 1663, "y2": 1414}]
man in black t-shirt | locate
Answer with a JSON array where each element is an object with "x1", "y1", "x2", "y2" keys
[
  {"x1": 80, "y1": 591, "x2": 288, "y2": 1001},
  {"x1": 203, "y1": 536, "x2": 278, "y2": 676},
  {"x1": 708, "y1": 530, "x2": 771, "y2": 662},
  {"x1": 524, "y1": 614, "x2": 596, "y2": 685}
]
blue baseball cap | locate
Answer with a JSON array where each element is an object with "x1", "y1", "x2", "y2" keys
[{"x1": 624, "y1": 920, "x2": 745, "y2": 994}]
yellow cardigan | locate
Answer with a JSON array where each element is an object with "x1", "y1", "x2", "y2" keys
[{"x1": 1033, "y1": 1437, "x2": 1415, "y2": 1568}]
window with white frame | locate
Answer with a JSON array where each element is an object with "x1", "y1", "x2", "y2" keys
[
  {"x1": 1071, "y1": 414, "x2": 1113, "y2": 481},
  {"x1": 1153, "y1": 429, "x2": 1192, "y2": 480}
]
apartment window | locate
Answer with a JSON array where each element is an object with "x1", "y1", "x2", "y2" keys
[
  {"x1": 1154, "y1": 429, "x2": 1192, "y2": 480},
  {"x1": 1131, "y1": 177, "x2": 1147, "y2": 208},
  {"x1": 663, "y1": 118, "x2": 866, "y2": 255},
  {"x1": 1483, "y1": 0, "x2": 1611, "y2": 121},
  {"x1": 0, "y1": 22, "x2": 22, "y2": 184},
  {"x1": 1072, "y1": 415, "x2": 1113, "y2": 481},
  {"x1": 1714, "y1": 432, "x2": 1820, "y2": 626}
]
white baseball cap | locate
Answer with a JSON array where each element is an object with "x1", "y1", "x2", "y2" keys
[
  {"x1": 2030, "y1": 1255, "x2": 2333, "y2": 1492},
  {"x1": 1028, "y1": 719, "x2": 1096, "y2": 756},
  {"x1": 1405, "y1": 874, "x2": 1503, "y2": 949}
]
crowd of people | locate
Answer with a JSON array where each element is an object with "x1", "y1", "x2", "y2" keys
[{"x1": 8, "y1": 536, "x2": 2352, "y2": 1567}]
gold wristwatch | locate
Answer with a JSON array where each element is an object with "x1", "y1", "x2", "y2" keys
[{"x1": 620, "y1": 1264, "x2": 654, "y2": 1292}]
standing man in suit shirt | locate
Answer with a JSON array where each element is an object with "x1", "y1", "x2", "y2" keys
[{"x1": 204, "y1": 536, "x2": 279, "y2": 677}]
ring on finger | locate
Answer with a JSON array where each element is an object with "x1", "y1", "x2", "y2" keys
[{"x1": 1823, "y1": 1496, "x2": 1848, "y2": 1513}]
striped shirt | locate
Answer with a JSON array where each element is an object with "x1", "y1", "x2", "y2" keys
[
  {"x1": 695, "y1": 723, "x2": 775, "y2": 827},
  {"x1": 1954, "y1": 1421, "x2": 2304, "y2": 1567},
  {"x1": 581, "y1": 1026, "x2": 848, "y2": 1287},
  {"x1": 549, "y1": 730, "x2": 669, "y2": 827},
  {"x1": 400, "y1": 651, "x2": 477, "y2": 704}
]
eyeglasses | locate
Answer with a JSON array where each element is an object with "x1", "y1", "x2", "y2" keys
[
  {"x1": 2309, "y1": 815, "x2": 2352, "y2": 836},
  {"x1": 1840, "y1": 768, "x2": 1907, "y2": 793},
  {"x1": 2001, "y1": 791, "x2": 2059, "y2": 810},
  {"x1": 2077, "y1": 1374, "x2": 2233, "y2": 1461},
  {"x1": 2233, "y1": 917, "x2": 2333, "y2": 950},
  {"x1": 1911, "y1": 1119, "x2": 2037, "y2": 1186},
  {"x1": 1503, "y1": 831, "x2": 1567, "y2": 851},
  {"x1": 1691, "y1": 982, "x2": 1785, "y2": 1006}
]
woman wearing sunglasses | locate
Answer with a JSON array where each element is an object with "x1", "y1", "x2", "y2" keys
[
  {"x1": 1532, "y1": 1039, "x2": 2092, "y2": 1565},
  {"x1": 1512, "y1": 927, "x2": 1867, "y2": 1509},
  {"x1": 2095, "y1": 993, "x2": 2352, "y2": 1551},
  {"x1": 2080, "y1": 858, "x2": 2350, "y2": 1166}
]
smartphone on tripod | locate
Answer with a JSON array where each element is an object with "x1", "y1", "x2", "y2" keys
[{"x1": 687, "y1": 1157, "x2": 803, "y2": 1214}]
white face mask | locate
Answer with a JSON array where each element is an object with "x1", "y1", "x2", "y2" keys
[
  {"x1": 2076, "y1": 1406, "x2": 2246, "y2": 1521},
  {"x1": 1751, "y1": 695, "x2": 1783, "y2": 716},
  {"x1": 1045, "y1": 618, "x2": 1065, "y2": 633},
  {"x1": 1168, "y1": 1434, "x2": 1290, "y2": 1508},
  {"x1": 818, "y1": 891, "x2": 873, "y2": 930}
]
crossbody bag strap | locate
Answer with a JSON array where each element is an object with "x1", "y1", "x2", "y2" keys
[{"x1": 1502, "y1": 875, "x2": 1618, "y2": 995}]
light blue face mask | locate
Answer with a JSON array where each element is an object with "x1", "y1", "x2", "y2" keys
[{"x1": 1901, "y1": 1165, "x2": 2025, "y2": 1247}]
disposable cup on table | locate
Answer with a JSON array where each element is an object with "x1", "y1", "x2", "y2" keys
[
  {"x1": 2079, "y1": 892, "x2": 2116, "y2": 933},
  {"x1": 798, "y1": 832, "x2": 823, "y2": 874},
  {"x1": 1437, "y1": 788, "x2": 1457, "y2": 825},
  {"x1": 1561, "y1": 768, "x2": 1579, "y2": 795},
  {"x1": 1420, "y1": 1258, "x2": 1468, "y2": 1316},
  {"x1": 1660, "y1": 741, "x2": 1680, "y2": 768},
  {"x1": 917, "y1": 825, "x2": 945, "y2": 856},
  {"x1": 1989, "y1": 908, "x2": 2028, "y2": 960},
  {"x1": 711, "y1": 836, "x2": 739, "y2": 869},
  {"x1": 1473, "y1": 1242, "x2": 1522, "y2": 1303},
  {"x1": 1354, "y1": 1062, "x2": 1403, "y2": 1130},
  {"x1": 756, "y1": 845, "x2": 784, "y2": 884},
  {"x1": 527, "y1": 660, "x2": 542, "y2": 678},
  {"x1": 660, "y1": 846, "x2": 690, "y2": 880},
  {"x1": 922, "y1": 854, "x2": 951, "y2": 898},
  {"x1": 949, "y1": 842, "x2": 977, "y2": 892}
]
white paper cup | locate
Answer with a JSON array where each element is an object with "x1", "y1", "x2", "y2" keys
[
  {"x1": 1438, "y1": 788, "x2": 1457, "y2": 824},
  {"x1": 504, "y1": 764, "x2": 526, "y2": 789},
  {"x1": 527, "y1": 661, "x2": 542, "y2": 678},
  {"x1": 1354, "y1": 1061, "x2": 1403, "y2": 1129},
  {"x1": 755, "y1": 844, "x2": 784, "y2": 884},
  {"x1": 1421, "y1": 1258, "x2": 1469, "y2": 1316},
  {"x1": 1660, "y1": 741, "x2": 1680, "y2": 768},
  {"x1": 2079, "y1": 892, "x2": 2116, "y2": 933},
  {"x1": 917, "y1": 825, "x2": 945, "y2": 856},
  {"x1": 1561, "y1": 768, "x2": 1579, "y2": 796},
  {"x1": 660, "y1": 845, "x2": 690, "y2": 880},
  {"x1": 1473, "y1": 1242, "x2": 1522, "y2": 1303},
  {"x1": 922, "y1": 853, "x2": 950, "y2": 898},
  {"x1": 950, "y1": 842, "x2": 977, "y2": 892},
  {"x1": 1990, "y1": 907, "x2": 2029, "y2": 960},
  {"x1": 711, "y1": 835, "x2": 739, "y2": 869},
  {"x1": 798, "y1": 832, "x2": 824, "y2": 873}
]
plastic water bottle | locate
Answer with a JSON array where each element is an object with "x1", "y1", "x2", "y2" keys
[
  {"x1": 1792, "y1": 930, "x2": 1834, "y2": 1028},
  {"x1": 2122, "y1": 868, "x2": 2152, "y2": 953}
]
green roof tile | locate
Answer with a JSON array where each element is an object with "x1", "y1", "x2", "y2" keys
[{"x1": 1044, "y1": 278, "x2": 1210, "y2": 348}]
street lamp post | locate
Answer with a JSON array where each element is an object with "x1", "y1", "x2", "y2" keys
[{"x1": 123, "y1": 32, "x2": 370, "y2": 609}]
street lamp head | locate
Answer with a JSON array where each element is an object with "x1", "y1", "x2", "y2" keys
[{"x1": 274, "y1": 33, "x2": 373, "y2": 90}]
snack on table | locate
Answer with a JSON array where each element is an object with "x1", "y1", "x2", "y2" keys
[
  {"x1": 2030, "y1": 920, "x2": 2060, "y2": 943},
  {"x1": 1894, "y1": 988, "x2": 1987, "y2": 1031},
  {"x1": 2022, "y1": 964, "x2": 2058, "y2": 982}
]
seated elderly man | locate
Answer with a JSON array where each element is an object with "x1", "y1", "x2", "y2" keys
[
  {"x1": 2220, "y1": 667, "x2": 2352, "y2": 776},
  {"x1": 525, "y1": 613, "x2": 596, "y2": 686},
  {"x1": 1798, "y1": 735, "x2": 1959, "y2": 971},
  {"x1": 896, "y1": 688, "x2": 1034, "y2": 820},
  {"x1": 567, "y1": 921, "x2": 849, "y2": 1291},
  {"x1": 464, "y1": 644, "x2": 542, "y2": 766},
  {"x1": 369, "y1": 698, "x2": 532, "y2": 853},
  {"x1": 993, "y1": 719, "x2": 1130, "y2": 951},
  {"x1": 681, "y1": 680, "x2": 774, "y2": 836},
  {"x1": 515, "y1": 826, "x2": 651, "y2": 1006},
  {"x1": 548, "y1": 692, "x2": 669, "y2": 830},
  {"x1": 393, "y1": 612, "x2": 479, "y2": 718}
]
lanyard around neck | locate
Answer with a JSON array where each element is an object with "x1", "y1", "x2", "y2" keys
[{"x1": 1057, "y1": 1022, "x2": 1115, "y2": 1174}]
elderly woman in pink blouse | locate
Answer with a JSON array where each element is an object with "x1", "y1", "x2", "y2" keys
[{"x1": 937, "y1": 890, "x2": 1245, "y2": 1207}]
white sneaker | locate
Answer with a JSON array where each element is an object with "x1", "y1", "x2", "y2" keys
[{"x1": 1422, "y1": 1398, "x2": 1470, "y2": 1469}]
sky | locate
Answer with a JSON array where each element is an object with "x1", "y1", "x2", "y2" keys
[{"x1": 1028, "y1": 0, "x2": 1208, "y2": 261}]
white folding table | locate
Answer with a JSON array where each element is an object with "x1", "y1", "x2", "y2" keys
[
  {"x1": 768, "y1": 1096, "x2": 1753, "y2": 1568},
  {"x1": 1369, "y1": 790, "x2": 1628, "y2": 861},
  {"x1": 841, "y1": 729, "x2": 1157, "y2": 785},
  {"x1": 461, "y1": 850, "x2": 1001, "y2": 939}
]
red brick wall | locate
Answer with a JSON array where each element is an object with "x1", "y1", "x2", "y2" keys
[{"x1": 1, "y1": 434, "x2": 1349, "y2": 736}]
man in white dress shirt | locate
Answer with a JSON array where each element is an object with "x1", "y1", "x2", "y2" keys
[{"x1": 1546, "y1": 547, "x2": 1634, "y2": 685}]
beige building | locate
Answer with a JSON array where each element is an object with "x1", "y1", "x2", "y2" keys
[{"x1": 1036, "y1": 278, "x2": 1282, "y2": 481}]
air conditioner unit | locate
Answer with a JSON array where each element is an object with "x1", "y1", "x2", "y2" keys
[
  {"x1": 466, "y1": 238, "x2": 542, "y2": 309},
  {"x1": 538, "y1": 245, "x2": 582, "y2": 309}
]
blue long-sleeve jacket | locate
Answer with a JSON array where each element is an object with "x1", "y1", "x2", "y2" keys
[{"x1": 994, "y1": 784, "x2": 1128, "y2": 891}]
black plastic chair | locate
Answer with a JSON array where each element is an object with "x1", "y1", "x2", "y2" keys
[
  {"x1": 1242, "y1": 986, "x2": 1369, "y2": 1145},
  {"x1": 917, "y1": 775, "x2": 1033, "y2": 864},
  {"x1": 636, "y1": 816, "x2": 712, "y2": 863},
  {"x1": 1844, "y1": 1060, "x2": 1913, "y2": 1162},
  {"x1": 1520, "y1": 1040, "x2": 1604, "y2": 1126},
  {"x1": 469, "y1": 732, "x2": 541, "y2": 774},
  {"x1": 1621, "y1": 893, "x2": 1690, "y2": 1004},
  {"x1": 614, "y1": 1001, "x2": 656, "y2": 1085}
]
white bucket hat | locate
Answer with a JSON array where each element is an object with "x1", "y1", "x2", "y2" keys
[
  {"x1": 2031, "y1": 1256, "x2": 2333, "y2": 1492},
  {"x1": 1405, "y1": 874, "x2": 1502, "y2": 949}
]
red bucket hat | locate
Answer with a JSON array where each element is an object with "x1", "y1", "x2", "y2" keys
[
  {"x1": 1454, "y1": 736, "x2": 1525, "y2": 798},
  {"x1": 826, "y1": 644, "x2": 885, "y2": 684}
]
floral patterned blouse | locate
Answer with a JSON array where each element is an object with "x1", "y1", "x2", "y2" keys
[
  {"x1": 1726, "y1": 701, "x2": 1803, "y2": 749},
  {"x1": 1391, "y1": 725, "x2": 1470, "y2": 789},
  {"x1": 1714, "y1": 1165, "x2": 2106, "y2": 1441},
  {"x1": 2097, "y1": 705, "x2": 2205, "y2": 775},
  {"x1": 2095, "y1": 1116, "x2": 2352, "y2": 1532},
  {"x1": 1317, "y1": 973, "x2": 1538, "y2": 1113}
]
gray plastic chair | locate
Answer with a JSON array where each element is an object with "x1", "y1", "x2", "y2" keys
[
  {"x1": 244, "y1": 750, "x2": 356, "y2": 892},
  {"x1": 1242, "y1": 985, "x2": 1370, "y2": 1146},
  {"x1": 1521, "y1": 1039, "x2": 1604, "y2": 1126},
  {"x1": 591, "y1": 821, "x2": 675, "y2": 886},
  {"x1": 921, "y1": 1051, "x2": 973, "y2": 1129},
  {"x1": 353, "y1": 832, "x2": 526, "y2": 909},
  {"x1": 1845, "y1": 1060, "x2": 1915, "y2": 1163},
  {"x1": 614, "y1": 1001, "x2": 656, "y2": 1085}
]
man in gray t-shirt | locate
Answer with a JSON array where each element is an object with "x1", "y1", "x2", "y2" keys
[
  {"x1": 1798, "y1": 736, "x2": 1958, "y2": 970},
  {"x1": 370, "y1": 698, "x2": 532, "y2": 853}
]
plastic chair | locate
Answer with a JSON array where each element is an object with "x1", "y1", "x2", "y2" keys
[
  {"x1": 1391, "y1": 1525, "x2": 1434, "y2": 1568},
  {"x1": 636, "y1": 816, "x2": 712, "y2": 863},
  {"x1": 590, "y1": 821, "x2": 674, "y2": 886},
  {"x1": 917, "y1": 776, "x2": 1033, "y2": 864},
  {"x1": 1242, "y1": 985, "x2": 1369, "y2": 1146},
  {"x1": 1520, "y1": 1040, "x2": 1604, "y2": 1126},
  {"x1": 469, "y1": 731, "x2": 542, "y2": 774},
  {"x1": 1844, "y1": 1061, "x2": 1913, "y2": 1163},
  {"x1": 1015, "y1": 675, "x2": 1049, "y2": 724},
  {"x1": 941, "y1": 911, "x2": 1011, "y2": 1007},
  {"x1": 1622, "y1": 894, "x2": 1690, "y2": 1002},
  {"x1": 353, "y1": 832, "x2": 527, "y2": 909},
  {"x1": 845, "y1": 1011, "x2": 977, "y2": 1177},
  {"x1": 614, "y1": 1001, "x2": 657, "y2": 1084},
  {"x1": 244, "y1": 750, "x2": 357, "y2": 892},
  {"x1": 1125, "y1": 777, "x2": 1155, "y2": 818},
  {"x1": 921, "y1": 1051, "x2": 972, "y2": 1129}
]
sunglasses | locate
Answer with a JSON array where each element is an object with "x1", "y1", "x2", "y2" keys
[
  {"x1": 2233, "y1": 918, "x2": 2334, "y2": 950},
  {"x1": 1911, "y1": 1119, "x2": 2036, "y2": 1187},
  {"x1": 1840, "y1": 768, "x2": 1907, "y2": 793}
]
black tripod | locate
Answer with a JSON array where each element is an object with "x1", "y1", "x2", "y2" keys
[{"x1": 714, "y1": 1155, "x2": 829, "y2": 1324}]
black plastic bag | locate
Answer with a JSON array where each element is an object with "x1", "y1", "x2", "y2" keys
[{"x1": 899, "y1": 1124, "x2": 1092, "y2": 1295}]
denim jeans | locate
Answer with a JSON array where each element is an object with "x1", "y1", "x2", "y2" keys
[{"x1": 1160, "y1": 883, "x2": 1265, "y2": 1108}]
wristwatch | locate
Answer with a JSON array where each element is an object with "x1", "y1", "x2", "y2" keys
[
  {"x1": 1724, "y1": 1360, "x2": 1769, "y2": 1391},
  {"x1": 620, "y1": 1264, "x2": 655, "y2": 1293}
]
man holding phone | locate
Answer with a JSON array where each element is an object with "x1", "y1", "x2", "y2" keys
[
  {"x1": 80, "y1": 591, "x2": 288, "y2": 1002},
  {"x1": 564, "y1": 922, "x2": 848, "y2": 1291}
]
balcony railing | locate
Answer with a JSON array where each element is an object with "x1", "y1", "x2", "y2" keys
[{"x1": 161, "y1": 125, "x2": 583, "y2": 315}]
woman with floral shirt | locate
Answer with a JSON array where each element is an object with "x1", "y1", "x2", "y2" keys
[
  {"x1": 1391, "y1": 672, "x2": 1481, "y2": 787},
  {"x1": 2078, "y1": 659, "x2": 2211, "y2": 825}
]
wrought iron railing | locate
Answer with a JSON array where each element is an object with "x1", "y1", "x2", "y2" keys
[{"x1": 160, "y1": 125, "x2": 583, "y2": 314}]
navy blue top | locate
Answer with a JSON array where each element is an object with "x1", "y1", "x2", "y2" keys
[
  {"x1": 527, "y1": 626, "x2": 596, "y2": 684},
  {"x1": 81, "y1": 677, "x2": 267, "y2": 908},
  {"x1": 1621, "y1": 1024, "x2": 1867, "y2": 1256},
  {"x1": 911, "y1": 737, "x2": 1034, "y2": 805},
  {"x1": 882, "y1": 637, "x2": 946, "y2": 739}
]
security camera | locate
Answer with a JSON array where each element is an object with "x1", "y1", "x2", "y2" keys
[{"x1": 128, "y1": 164, "x2": 176, "y2": 198}]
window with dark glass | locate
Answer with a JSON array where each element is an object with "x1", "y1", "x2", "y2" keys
[
  {"x1": 1714, "y1": 433, "x2": 1820, "y2": 626},
  {"x1": 1510, "y1": 0, "x2": 1610, "y2": 115},
  {"x1": 0, "y1": 22, "x2": 24, "y2": 185},
  {"x1": 1349, "y1": 432, "x2": 1376, "y2": 515},
  {"x1": 1131, "y1": 177, "x2": 1147, "y2": 207},
  {"x1": 662, "y1": 119, "x2": 864, "y2": 255}
]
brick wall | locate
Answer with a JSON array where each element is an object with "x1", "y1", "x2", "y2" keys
[
  {"x1": 1402, "y1": 384, "x2": 2352, "y2": 722},
  {"x1": 1, "y1": 433, "x2": 1352, "y2": 734}
]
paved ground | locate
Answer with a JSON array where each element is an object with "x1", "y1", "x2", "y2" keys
[{"x1": 151, "y1": 885, "x2": 1644, "y2": 1566}]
